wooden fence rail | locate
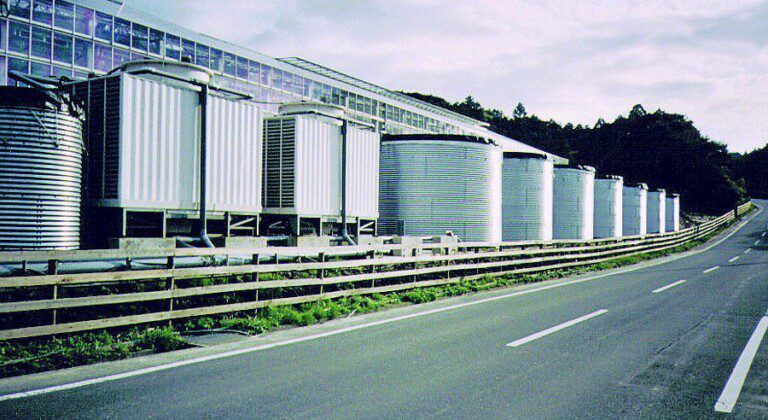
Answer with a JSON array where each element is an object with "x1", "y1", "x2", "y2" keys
[{"x1": 0, "y1": 202, "x2": 754, "y2": 340}]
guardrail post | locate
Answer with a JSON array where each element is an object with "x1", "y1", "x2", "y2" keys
[
  {"x1": 47, "y1": 259, "x2": 59, "y2": 325},
  {"x1": 319, "y1": 252, "x2": 326, "y2": 295},
  {"x1": 251, "y1": 253, "x2": 260, "y2": 314}
]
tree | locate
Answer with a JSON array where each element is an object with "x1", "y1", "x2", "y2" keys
[
  {"x1": 629, "y1": 104, "x2": 647, "y2": 118},
  {"x1": 513, "y1": 102, "x2": 527, "y2": 119}
]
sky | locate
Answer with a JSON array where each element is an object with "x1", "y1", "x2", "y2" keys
[{"x1": 125, "y1": 0, "x2": 768, "y2": 153}]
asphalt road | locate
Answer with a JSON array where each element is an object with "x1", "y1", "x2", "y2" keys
[{"x1": 2, "y1": 201, "x2": 767, "y2": 419}]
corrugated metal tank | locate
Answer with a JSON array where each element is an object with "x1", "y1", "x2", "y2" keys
[
  {"x1": 501, "y1": 152, "x2": 554, "y2": 241},
  {"x1": 379, "y1": 135, "x2": 502, "y2": 242},
  {"x1": 622, "y1": 183, "x2": 648, "y2": 236},
  {"x1": 72, "y1": 60, "x2": 263, "y2": 214},
  {"x1": 666, "y1": 193, "x2": 681, "y2": 232},
  {"x1": 0, "y1": 88, "x2": 84, "y2": 250},
  {"x1": 593, "y1": 175, "x2": 624, "y2": 238},
  {"x1": 262, "y1": 104, "x2": 379, "y2": 219},
  {"x1": 647, "y1": 189, "x2": 667, "y2": 234},
  {"x1": 553, "y1": 165, "x2": 595, "y2": 240}
]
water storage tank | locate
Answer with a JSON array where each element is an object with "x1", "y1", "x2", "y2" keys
[
  {"x1": 379, "y1": 134, "x2": 502, "y2": 242},
  {"x1": 262, "y1": 103, "x2": 380, "y2": 235},
  {"x1": 0, "y1": 87, "x2": 84, "y2": 250},
  {"x1": 553, "y1": 165, "x2": 595, "y2": 240},
  {"x1": 622, "y1": 183, "x2": 648, "y2": 236},
  {"x1": 666, "y1": 193, "x2": 681, "y2": 232},
  {"x1": 647, "y1": 189, "x2": 667, "y2": 234},
  {"x1": 593, "y1": 175, "x2": 624, "y2": 238},
  {"x1": 501, "y1": 152, "x2": 553, "y2": 241}
]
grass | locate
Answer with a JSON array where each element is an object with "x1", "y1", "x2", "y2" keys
[{"x1": 0, "y1": 210, "x2": 747, "y2": 378}]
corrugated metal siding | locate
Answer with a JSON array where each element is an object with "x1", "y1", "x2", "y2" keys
[
  {"x1": 294, "y1": 116, "x2": 341, "y2": 216},
  {"x1": 622, "y1": 187, "x2": 647, "y2": 236},
  {"x1": 346, "y1": 127, "x2": 380, "y2": 220},
  {"x1": 379, "y1": 139, "x2": 502, "y2": 242},
  {"x1": 502, "y1": 157, "x2": 554, "y2": 241},
  {"x1": 666, "y1": 196, "x2": 680, "y2": 231},
  {"x1": 119, "y1": 75, "x2": 199, "y2": 210},
  {"x1": 647, "y1": 190, "x2": 666, "y2": 234},
  {"x1": 206, "y1": 95, "x2": 262, "y2": 213},
  {"x1": 594, "y1": 178, "x2": 623, "y2": 238},
  {"x1": 553, "y1": 168, "x2": 595, "y2": 240},
  {"x1": 263, "y1": 118, "x2": 295, "y2": 209}
]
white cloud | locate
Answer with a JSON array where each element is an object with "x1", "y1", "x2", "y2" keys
[{"x1": 125, "y1": 0, "x2": 768, "y2": 152}]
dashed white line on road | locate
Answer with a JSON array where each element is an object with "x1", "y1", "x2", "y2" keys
[
  {"x1": 729, "y1": 256, "x2": 740, "y2": 263},
  {"x1": 762, "y1": 231, "x2": 766, "y2": 237},
  {"x1": 714, "y1": 316, "x2": 768, "y2": 413},
  {"x1": 703, "y1": 266, "x2": 720, "y2": 274},
  {"x1": 652, "y1": 280, "x2": 687, "y2": 294},
  {"x1": 745, "y1": 248, "x2": 752, "y2": 254},
  {"x1": 506, "y1": 309, "x2": 609, "y2": 348},
  {"x1": 754, "y1": 240, "x2": 761, "y2": 246}
]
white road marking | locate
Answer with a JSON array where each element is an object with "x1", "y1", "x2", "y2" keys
[
  {"x1": 652, "y1": 280, "x2": 687, "y2": 294},
  {"x1": 703, "y1": 266, "x2": 720, "y2": 274},
  {"x1": 762, "y1": 231, "x2": 766, "y2": 237},
  {"x1": 0, "y1": 205, "x2": 761, "y2": 402},
  {"x1": 714, "y1": 316, "x2": 768, "y2": 413},
  {"x1": 754, "y1": 240, "x2": 761, "y2": 246},
  {"x1": 506, "y1": 309, "x2": 609, "y2": 348},
  {"x1": 744, "y1": 248, "x2": 752, "y2": 254},
  {"x1": 728, "y1": 256, "x2": 740, "y2": 263}
]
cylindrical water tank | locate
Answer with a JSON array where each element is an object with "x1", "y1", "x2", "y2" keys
[
  {"x1": 647, "y1": 189, "x2": 667, "y2": 234},
  {"x1": 622, "y1": 183, "x2": 648, "y2": 236},
  {"x1": 379, "y1": 134, "x2": 502, "y2": 242},
  {"x1": 666, "y1": 193, "x2": 680, "y2": 232},
  {"x1": 0, "y1": 88, "x2": 84, "y2": 250},
  {"x1": 501, "y1": 152, "x2": 553, "y2": 241},
  {"x1": 594, "y1": 175, "x2": 624, "y2": 238},
  {"x1": 553, "y1": 165, "x2": 595, "y2": 240}
]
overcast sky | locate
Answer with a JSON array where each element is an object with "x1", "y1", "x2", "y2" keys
[{"x1": 126, "y1": 0, "x2": 768, "y2": 153}]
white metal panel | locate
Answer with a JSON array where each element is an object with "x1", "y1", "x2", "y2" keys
[
  {"x1": 379, "y1": 137, "x2": 503, "y2": 243},
  {"x1": 647, "y1": 190, "x2": 666, "y2": 234},
  {"x1": 206, "y1": 95, "x2": 263, "y2": 213},
  {"x1": 119, "y1": 74, "x2": 199, "y2": 210},
  {"x1": 553, "y1": 167, "x2": 595, "y2": 240},
  {"x1": 666, "y1": 195, "x2": 680, "y2": 231},
  {"x1": 345, "y1": 127, "x2": 380, "y2": 220},
  {"x1": 294, "y1": 115, "x2": 341, "y2": 216},
  {"x1": 622, "y1": 185, "x2": 647, "y2": 236},
  {"x1": 594, "y1": 177, "x2": 623, "y2": 238},
  {"x1": 501, "y1": 156, "x2": 554, "y2": 241}
]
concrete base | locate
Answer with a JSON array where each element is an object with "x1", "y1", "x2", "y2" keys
[
  {"x1": 223, "y1": 237, "x2": 268, "y2": 249},
  {"x1": 109, "y1": 237, "x2": 176, "y2": 251},
  {"x1": 288, "y1": 236, "x2": 333, "y2": 248},
  {"x1": 357, "y1": 235, "x2": 386, "y2": 246},
  {"x1": 391, "y1": 236, "x2": 424, "y2": 257}
]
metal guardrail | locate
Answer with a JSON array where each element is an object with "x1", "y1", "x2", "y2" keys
[{"x1": 0, "y1": 202, "x2": 753, "y2": 340}]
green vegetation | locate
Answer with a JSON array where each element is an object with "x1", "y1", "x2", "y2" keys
[
  {"x1": 0, "y1": 211, "x2": 745, "y2": 378},
  {"x1": 404, "y1": 94, "x2": 753, "y2": 214}
]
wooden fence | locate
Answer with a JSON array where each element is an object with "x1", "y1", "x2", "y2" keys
[{"x1": 0, "y1": 202, "x2": 754, "y2": 340}]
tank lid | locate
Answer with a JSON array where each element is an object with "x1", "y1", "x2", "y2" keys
[
  {"x1": 503, "y1": 151, "x2": 550, "y2": 160},
  {"x1": 279, "y1": 102, "x2": 345, "y2": 119},
  {"x1": 625, "y1": 182, "x2": 648, "y2": 190},
  {"x1": 597, "y1": 174, "x2": 624, "y2": 181},
  {"x1": 652, "y1": 188, "x2": 667, "y2": 193},
  {"x1": 554, "y1": 164, "x2": 596, "y2": 172},
  {"x1": 0, "y1": 87, "x2": 60, "y2": 109},
  {"x1": 382, "y1": 134, "x2": 498, "y2": 147},
  {"x1": 112, "y1": 59, "x2": 213, "y2": 85}
]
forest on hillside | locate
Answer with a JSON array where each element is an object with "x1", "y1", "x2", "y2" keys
[{"x1": 404, "y1": 93, "x2": 767, "y2": 214}]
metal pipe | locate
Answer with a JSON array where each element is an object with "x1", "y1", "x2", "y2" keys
[
  {"x1": 198, "y1": 84, "x2": 214, "y2": 248},
  {"x1": 340, "y1": 119, "x2": 356, "y2": 245}
]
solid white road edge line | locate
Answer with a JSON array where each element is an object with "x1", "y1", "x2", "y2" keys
[
  {"x1": 0, "y1": 203, "x2": 761, "y2": 402},
  {"x1": 506, "y1": 309, "x2": 609, "y2": 348},
  {"x1": 714, "y1": 316, "x2": 768, "y2": 413},
  {"x1": 728, "y1": 256, "x2": 740, "y2": 263},
  {"x1": 703, "y1": 266, "x2": 720, "y2": 274},
  {"x1": 652, "y1": 280, "x2": 687, "y2": 294}
]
